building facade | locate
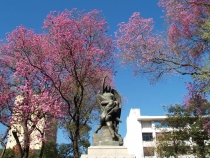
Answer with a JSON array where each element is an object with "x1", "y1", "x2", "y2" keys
[{"x1": 124, "y1": 109, "x2": 199, "y2": 158}]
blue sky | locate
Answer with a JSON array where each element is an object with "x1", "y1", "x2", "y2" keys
[{"x1": 0, "y1": 0, "x2": 190, "y2": 144}]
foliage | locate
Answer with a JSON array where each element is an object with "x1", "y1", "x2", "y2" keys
[
  {"x1": 0, "y1": 51, "x2": 15, "y2": 157},
  {"x1": 116, "y1": 3, "x2": 210, "y2": 156},
  {"x1": 0, "y1": 26, "x2": 61, "y2": 158},
  {"x1": 156, "y1": 103, "x2": 210, "y2": 158},
  {"x1": 62, "y1": 122, "x2": 91, "y2": 157},
  {"x1": 57, "y1": 143, "x2": 73, "y2": 158},
  {"x1": 41, "y1": 141, "x2": 59, "y2": 158},
  {"x1": 2, "y1": 145, "x2": 39, "y2": 158},
  {"x1": 184, "y1": 88, "x2": 210, "y2": 158},
  {"x1": 0, "y1": 8, "x2": 114, "y2": 158},
  {"x1": 2, "y1": 148, "x2": 15, "y2": 158},
  {"x1": 200, "y1": 20, "x2": 210, "y2": 42},
  {"x1": 115, "y1": 0, "x2": 210, "y2": 83},
  {"x1": 156, "y1": 104, "x2": 193, "y2": 158},
  {"x1": 41, "y1": 9, "x2": 115, "y2": 158},
  {"x1": 38, "y1": 141, "x2": 85, "y2": 158}
]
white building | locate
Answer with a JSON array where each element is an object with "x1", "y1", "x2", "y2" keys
[
  {"x1": 124, "y1": 109, "x2": 166, "y2": 158},
  {"x1": 124, "y1": 109, "x2": 201, "y2": 158}
]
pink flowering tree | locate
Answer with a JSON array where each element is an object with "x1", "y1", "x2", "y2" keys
[
  {"x1": 42, "y1": 9, "x2": 115, "y2": 158},
  {"x1": 10, "y1": 88, "x2": 61, "y2": 158},
  {"x1": 115, "y1": 0, "x2": 210, "y2": 137},
  {"x1": 1, "y1": 9, "x2": 115, "y2": 158},
  {"x1": 0, "y1": 58, "x2": 15, "y2": 157},
  {"x1": 116, "y1": 0, "x2": 210, "y2": 83},
  {"x1": 0, "y1": 30, "x2": 61, "y2": 158},
  {"x1": 184, "y1": 82, "x2": 210, "y2": 129}
]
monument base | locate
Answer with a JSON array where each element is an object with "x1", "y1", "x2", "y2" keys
[
  {"x1": 93, "y1": 126, "x2": 122, "y2": 146},
  {"x1": 81, "y1": 146, "x2": 135, "y2": 158}
]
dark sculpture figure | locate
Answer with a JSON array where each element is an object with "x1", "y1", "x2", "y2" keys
[{"x1": 94, "y1": 75, "x2": 123, "y2": 145}]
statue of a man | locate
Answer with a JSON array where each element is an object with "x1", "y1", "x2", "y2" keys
[{"x1": 94, "y1": 75, "x2": 123, "y2": 145}]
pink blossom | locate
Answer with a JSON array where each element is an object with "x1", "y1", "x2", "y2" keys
[{"x1": 0, "y1": 8, "x2": 115, "y2": 156}]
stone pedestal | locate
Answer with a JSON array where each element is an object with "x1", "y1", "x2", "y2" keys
[
  {"x1": 81, "y1": 146, "x2": 135, "y2": 158},
  {"x1": 93, "y1": 126, "x2": 122, "y2": 146},
  {"x1": 82, "y1": 125, "x2": 133, "y2": 158}
]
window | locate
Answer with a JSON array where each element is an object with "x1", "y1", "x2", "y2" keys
[{"x1": 142, "y1": 133, "x2": 153, "y2": 141}]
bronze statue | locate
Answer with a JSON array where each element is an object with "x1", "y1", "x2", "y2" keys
[{"x1": 94, "y1": 75, "x2": 123, "y2": 145}]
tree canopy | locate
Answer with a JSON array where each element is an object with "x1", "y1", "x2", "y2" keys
[
  {"x1": 0, "y1": 9, "x2": 115, "y2": 158},
  {"x1": 116, "y1": 0, "x2": 210, "y2": 84}
]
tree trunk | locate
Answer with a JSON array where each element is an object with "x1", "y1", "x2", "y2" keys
[
  {"x1": 39, "y1": 139, "x2": 45, "y2": 158},
  {"x1": 22, "y1": 125, "x2": 30, "y2": 158},
  {"x1": 73, "y1": 138, "x2": 80, "y2": 158},
  {"x1": 73, "y1": 117, "x2": 80, "y2": 158},
  {"x1": 23, "y1": 136, "x2": 30, "y2": 158},
  {"x1": 0, "y1": 128, "x2": 10, "y2": 158},
  {"x1": 23, "y1": 148, "x2": 29, "y2": 158},
  {"x1": 0, "y1": 146, "x2": 6, "y2": 158},
  {"x1": 12, "y1": 131, "x2": 24, "y2": 158}
]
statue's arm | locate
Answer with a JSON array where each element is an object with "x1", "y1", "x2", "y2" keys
[{"x1": 101, "y1": 74, "x2": 107, "y2": 93}]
